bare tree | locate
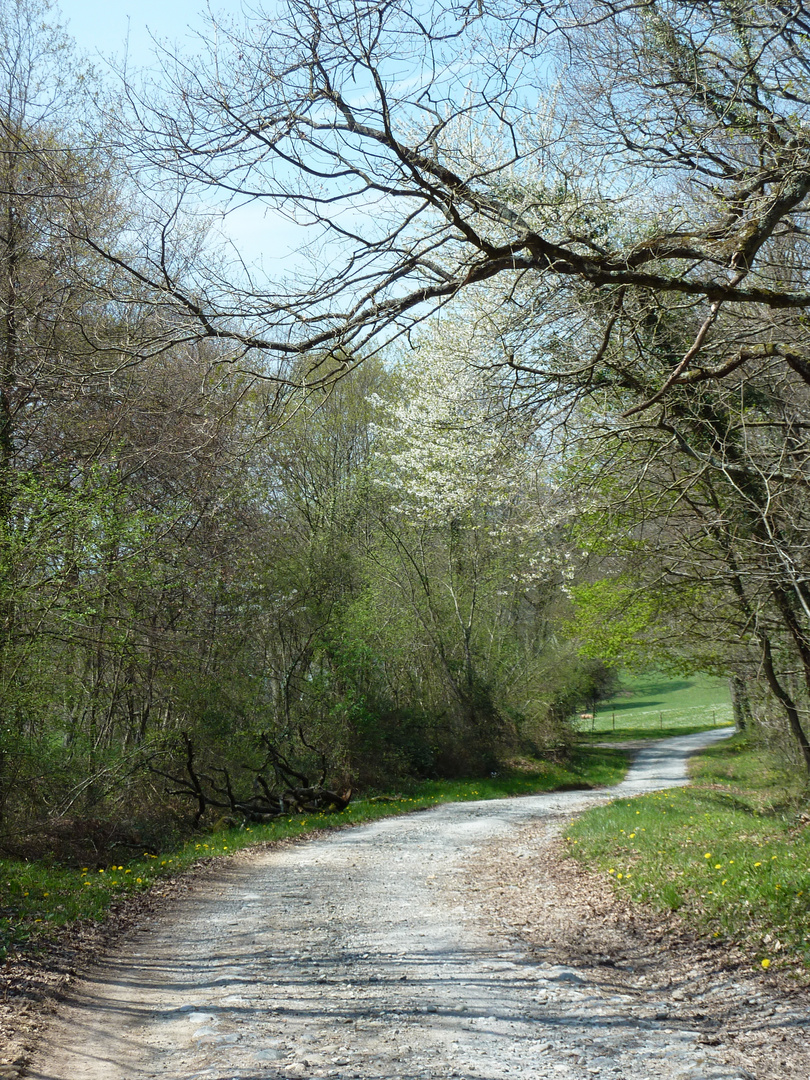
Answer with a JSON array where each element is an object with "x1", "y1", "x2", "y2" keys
[
  {"x1": 90, "y1": 0, "x2": 810, "y2": 404},
  {"x1": 567, "y1": 324, "x2": 810, "y2": 771}
]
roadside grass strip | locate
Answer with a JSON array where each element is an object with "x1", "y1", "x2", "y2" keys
[
  {"x1": 567, "y1": 735, "x2": 810, "y2": 973},
  {"x1": 0, "y1": 746, "x2": 627, "y2": 961}
]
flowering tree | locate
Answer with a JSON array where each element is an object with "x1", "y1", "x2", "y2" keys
[{"x1": 363, "y1": 320, "x2": 580, "y2": 766}]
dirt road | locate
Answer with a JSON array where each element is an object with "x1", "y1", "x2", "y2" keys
[{"x1": 24, "y1": 730, "x2": 807, "y2": 1080}]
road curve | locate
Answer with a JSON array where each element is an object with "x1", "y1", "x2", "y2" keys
[{"x1": 28, "y1": 729, "x2": 742, "y2": 1080}]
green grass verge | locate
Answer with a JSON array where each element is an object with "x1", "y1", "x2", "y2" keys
[
  {"x1": 577, "y1": 671, "x2": 735, "y2": 741},
  {"x1": 0, "y1": 746, "x2": 627, "y2": 961},
  {"x1": 567, "y1": 734, "x2": 810, "y2": 974}
]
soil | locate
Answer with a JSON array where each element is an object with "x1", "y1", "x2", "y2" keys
[
  {"x1": 1, "y1": 729, "x2": 807, "y2": 1080},
  {"x1": 466, "y1": 823, "x2": 809, "y2": 1080}
]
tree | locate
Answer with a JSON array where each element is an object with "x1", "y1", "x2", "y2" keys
[
  {"x1": 0, "y1": 1, "x2": 269, "y2": 834},
  {"x1": 99, "y1": 0, "x2": 810, "y2": 413},
  {"x1": 0, "y1": 0, "x2": 115, "y2": 822},
  {"x1": 95, "y1": 0, "x2": 810, "y2": 780},
  {"x1": 362, "y1": 323, "x2": 589, "y2": 766},
  {"x1": 566, "y1": 329, "x2": 810, "y2": 772}
]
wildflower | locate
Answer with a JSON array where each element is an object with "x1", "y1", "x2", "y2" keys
[
  {"x1": 704, "y1": 853, "x2": 712, "y2": 859},
  {"x1": 761, "y1": 958, "x2": 771, "y2": 969}
]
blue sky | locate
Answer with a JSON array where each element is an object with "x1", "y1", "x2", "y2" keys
[
  {"x1": 57, "y1": 1, "x2": 312, "y2": 274},
  {"x1": 59, "y1": 0, "x2": 213, "y2": 69}
]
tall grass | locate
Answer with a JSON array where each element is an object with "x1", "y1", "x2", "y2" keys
[{"x1": 567, "y1": 734, "x2": 810, "y2": 973}]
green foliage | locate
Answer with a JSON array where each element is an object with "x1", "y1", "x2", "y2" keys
[
  {"x1": 568, "y1": 736, "x2": 810, "y2": 972},
  {"x1": 570, "y1": 576, "x2": 735, "y2": 677},
  {"x1": 570, "y1": 580, "x2": 659, "y2": 668}
]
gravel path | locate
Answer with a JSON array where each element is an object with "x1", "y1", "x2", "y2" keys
[{"x1": 25, "y1": 729, "x2": 802, "y2": 1080}]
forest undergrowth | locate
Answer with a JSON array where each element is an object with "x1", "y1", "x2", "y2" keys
[{"x1": 0, "y1": 746, "x2": 626, "y2": 962}]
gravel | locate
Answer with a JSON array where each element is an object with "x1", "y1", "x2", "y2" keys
[{"x1": 18, "y1": 728, "x2": 808, "y2": 1080}]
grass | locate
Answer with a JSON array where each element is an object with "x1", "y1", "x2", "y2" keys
[
  {"x1": 577, "y1": 671, "x2": 735, "y2": 741},
  {"x1": 0, "y1": 745, "x2": 627, "y2": 961},
  {"x1": 567, "y1": 733, "x2": 810, "y2": 974}
]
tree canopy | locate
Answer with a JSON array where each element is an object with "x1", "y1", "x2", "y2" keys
[
  {"x1": 4, "y1": 0, "x2": 810, "y2": 856},
  {"x1": 101, "y1": 0, "x2": 810, "y2": 409}
]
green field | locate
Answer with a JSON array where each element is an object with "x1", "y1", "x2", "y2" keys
[{"x1": 577, "y1": 671, "x2": 735, "y2": 740}]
